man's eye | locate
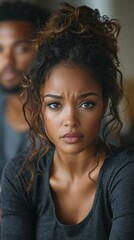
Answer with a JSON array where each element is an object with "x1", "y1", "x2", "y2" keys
[
  {"x1": 79, "y1": 101, "x2": 96, "y2": 109},
  {"x1": 0, "y1": 47, "x2": 3, "y2": 53},
  {"x1": 15, "y1": 45, "x2": 32, "y2": 54},
  {"x1": 47, "y1": 102, "x2": 62, "y2": 109}
]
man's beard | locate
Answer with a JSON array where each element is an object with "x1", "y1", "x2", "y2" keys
[
  {"x1": 0, "y1": 65, "x2": 23, "y2": 94},
  {"x1": 0, "y1": 83, "x2": 21, "y2": 94}
]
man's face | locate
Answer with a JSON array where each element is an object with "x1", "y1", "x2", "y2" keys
[{"x1": 0, "y1": 21, "x2": 35, "y2": 90}]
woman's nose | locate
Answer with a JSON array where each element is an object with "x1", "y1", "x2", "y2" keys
[{"x1": 63, "y1": 108, "x2": 80, "y2": 128}]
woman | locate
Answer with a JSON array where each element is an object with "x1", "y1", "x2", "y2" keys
[{"x1": 1, "y1": 3, "x2": 134, "y2": 239}]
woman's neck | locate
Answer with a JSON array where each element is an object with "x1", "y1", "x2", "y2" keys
[{"x1": 52, "y1": 142, "x2": 103, "y2": 181}]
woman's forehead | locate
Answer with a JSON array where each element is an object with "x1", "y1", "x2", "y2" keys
[{"x1": 41, "y1": 64, "x2": 102, "y2": 94}]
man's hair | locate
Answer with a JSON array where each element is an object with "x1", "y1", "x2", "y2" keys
[{"x1": 0, "y1": 1, "x2": 49, "y2": 32}]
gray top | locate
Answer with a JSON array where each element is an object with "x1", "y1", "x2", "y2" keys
[
  {"x1": 1, "y1": 146, "x2": 134, "y2": 239},
  {"x1": 0, "y1": 91, "x2": 30, "y2": 181}
]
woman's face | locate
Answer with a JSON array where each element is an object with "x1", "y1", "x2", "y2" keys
[{"x1": 41, "y1": 64, "x2": 107, "y2": 155}]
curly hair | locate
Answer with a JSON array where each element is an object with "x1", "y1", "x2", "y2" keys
[
  {"x1": 22, "y1": 2, "x2": 123, "y2": 191},
  {"x1": 0, "y1": 1, "x2": 49, "y2": 34}
]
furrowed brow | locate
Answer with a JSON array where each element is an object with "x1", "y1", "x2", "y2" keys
[
  {"x1": 78, "y1": 92, "x2": 99, "y2": 99},
  {"x1": 43, "y1": 94, "x2": 63, "y2": 99}
]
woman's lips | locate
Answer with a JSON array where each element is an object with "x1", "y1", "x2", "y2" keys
[{"x1": 61, "y1": 133, "x2": 83, "y2": 144}]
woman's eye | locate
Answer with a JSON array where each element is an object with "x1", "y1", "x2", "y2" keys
[
  {"x1": 79, "y1": 101, "x2": 96, "y2": 109},
  {"x1": 47, "y1": 102, "x2": 62, "y2": 109}
]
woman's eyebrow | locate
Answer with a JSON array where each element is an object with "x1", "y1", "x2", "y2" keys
[
  {"x1": 43, "y1": 92, "x2": 99, "y2": 99},
  {"x1": 78, "y1": 92, "x2": 99, "y2": 99},
  {"x1": 43, "y1": 94, "x2": 63, "y2": 99}
]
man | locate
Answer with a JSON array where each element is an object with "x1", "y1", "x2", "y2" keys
[{"x1": 0, "y1": 1, "x2": 48, "y2": 182}]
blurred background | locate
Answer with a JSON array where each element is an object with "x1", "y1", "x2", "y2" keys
[{"x1": 0, "y1": 0, "x2": 133, "y2": 79}]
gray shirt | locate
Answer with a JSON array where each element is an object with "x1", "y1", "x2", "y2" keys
[{"x1": 1, "y1": 146, "x2": 134, "y2": 239}]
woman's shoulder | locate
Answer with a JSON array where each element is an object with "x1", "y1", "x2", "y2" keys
[
  {"x1": 107, "y1": 145, "x2": 134, "y2": 165},
  {"x1": 1, "y1": 147, "x2": 54, "y2": 205},
  {"x1": 2, "y1": 151, "x2": 27, "y2": 177},
  {"x1": 100, "y1": 145, "x2": 134, "y2": 183},
  {"x1": 2, "y1": 146, "x2": 54, "y2": 181},
  {"x1": 1, "y1": 151, "x2": 30, "y2": 192}
]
